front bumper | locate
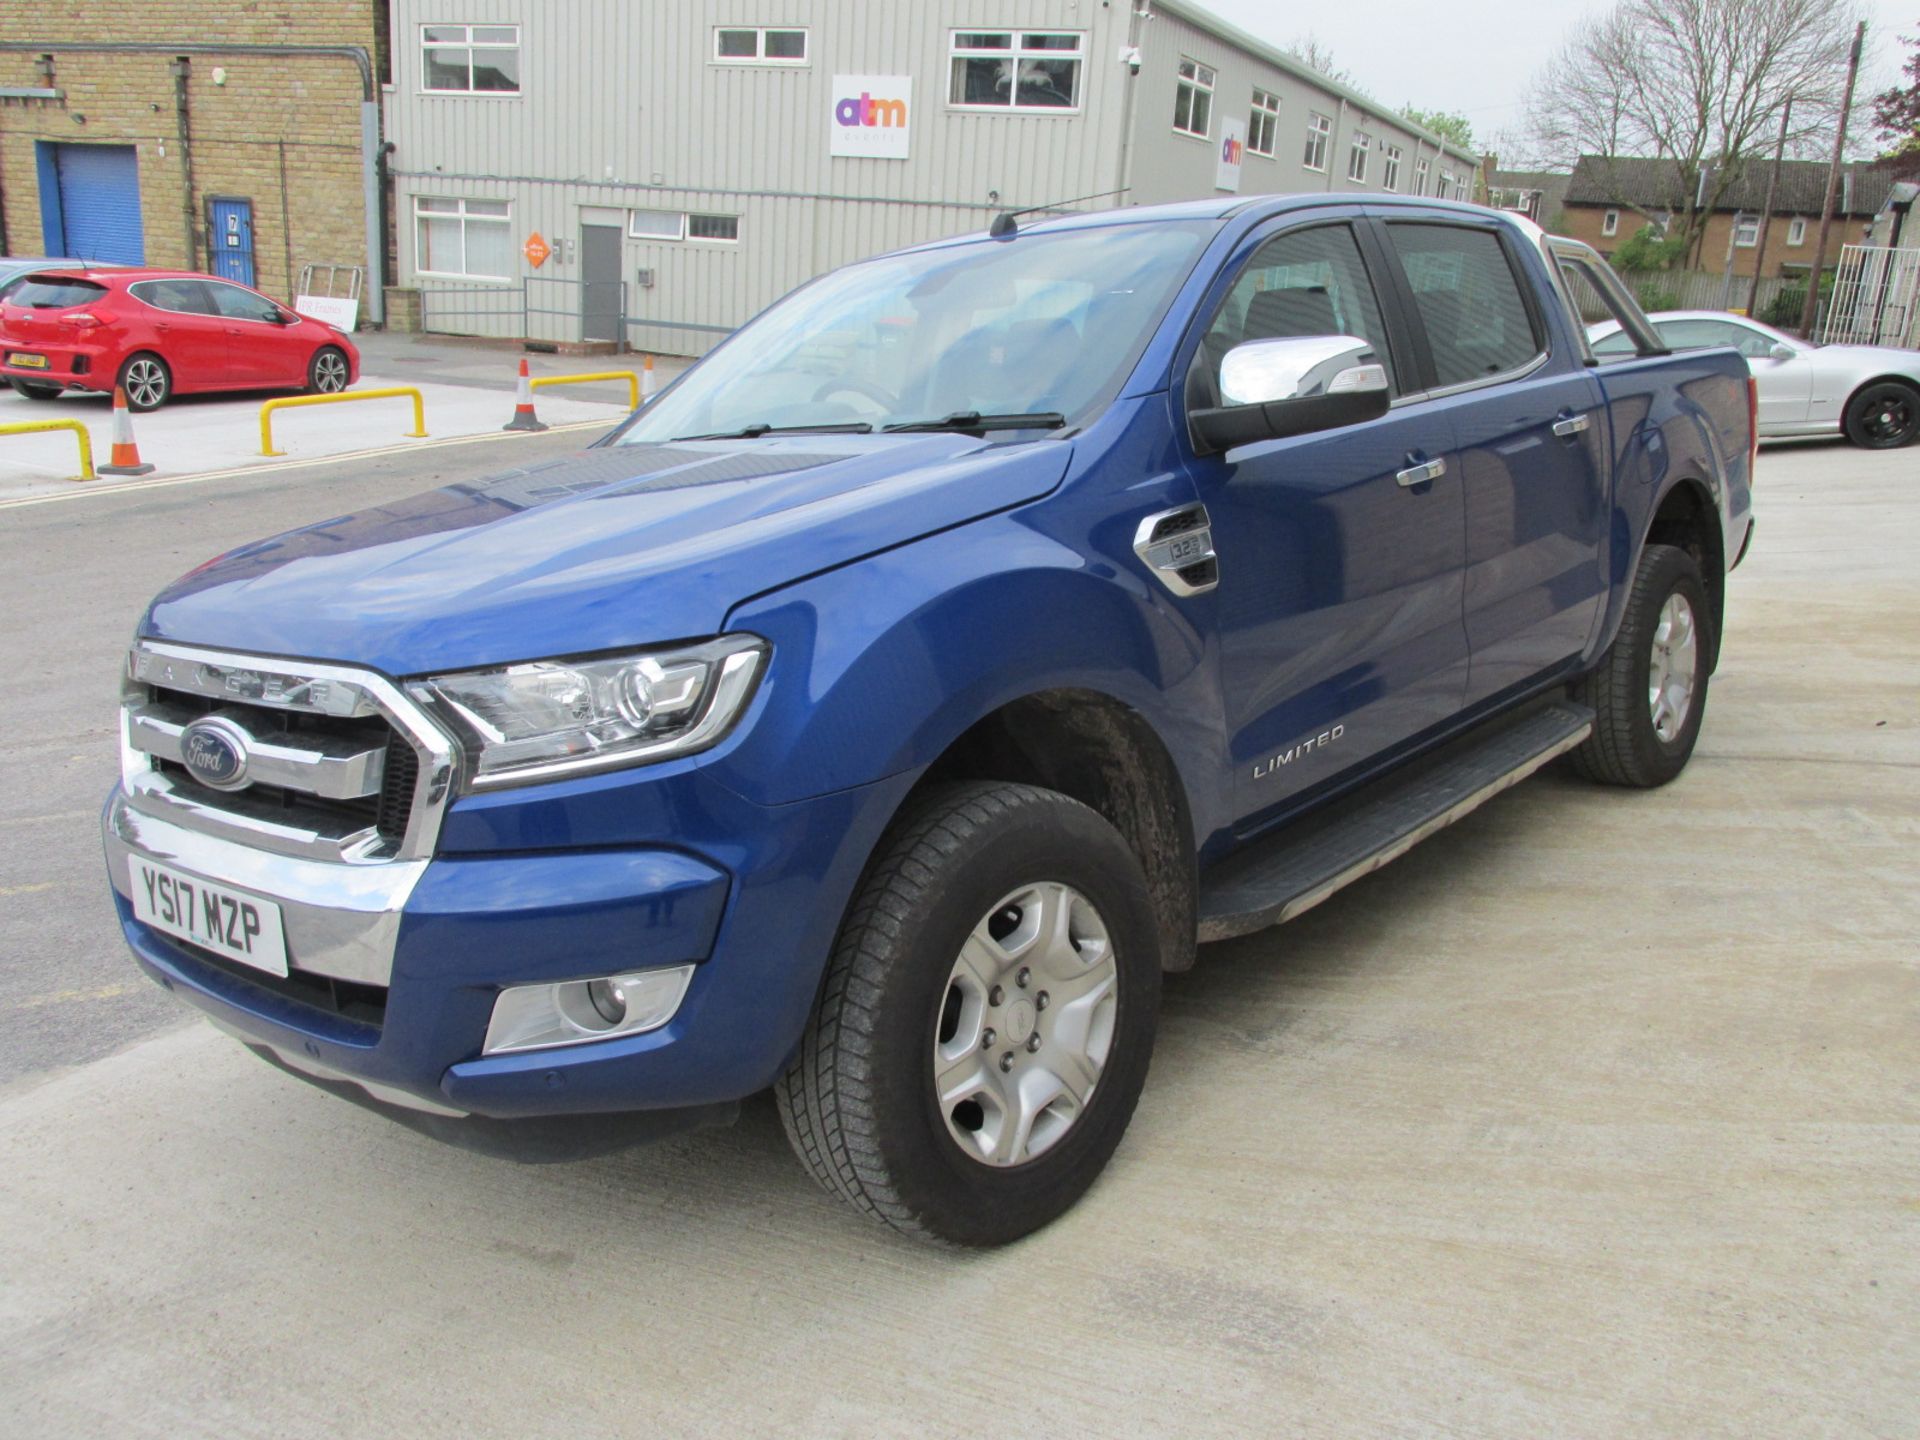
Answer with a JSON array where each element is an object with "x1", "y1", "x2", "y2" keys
[{"x1": 104, "y1": 768, "x2": 910, "y2": 1121}]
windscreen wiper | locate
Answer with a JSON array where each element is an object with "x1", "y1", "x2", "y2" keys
[
  {"x1": 671, "y1": 421, "x2": 874, "y2": 441},
  {"x1": 881, "y1": 411, "x2": 1067, "y2": 434}
]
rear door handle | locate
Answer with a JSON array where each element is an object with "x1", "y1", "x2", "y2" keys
[
  {"x1": 1396, "y1": 457, "x2": 1446, "y2": 487},
  {"x1": 1552, "y1": 412, "x2": 1592, "y2": 437}
]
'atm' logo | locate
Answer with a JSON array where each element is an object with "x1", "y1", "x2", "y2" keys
[
  {"x1": 1220, "y1": 134, "x2": 1244, "y2": 165},
  {"x1": 836, "y1": 91, "x2": 908, "y2": 128}
]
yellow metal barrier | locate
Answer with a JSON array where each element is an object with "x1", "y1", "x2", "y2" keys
[
  {"x1": 1, "y1": 417, "x2": 95, "y2": 481},
  {"x1": 260, "y1": 387, "x2": 428, "y2": 457},
  {"x1": 529, "y1": 370, "x2": 641, "y2": 410}
]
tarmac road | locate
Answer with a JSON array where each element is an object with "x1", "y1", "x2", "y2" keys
[{"x1": 0, "y1": 437, "x2": 1914, "y2": 1437}]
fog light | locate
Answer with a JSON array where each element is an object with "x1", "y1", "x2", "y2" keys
[{"x1": 482, "y1": 965, "x2": 694, "y2": 1056}]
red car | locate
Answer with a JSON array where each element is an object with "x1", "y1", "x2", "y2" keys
[{"x1": 0, "y1": 267, "x2": 359, "y2": 412}]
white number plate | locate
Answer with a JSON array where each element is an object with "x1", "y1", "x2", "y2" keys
[{"x1": 130, "y1": 859, "x2": 289, "y2": 977}]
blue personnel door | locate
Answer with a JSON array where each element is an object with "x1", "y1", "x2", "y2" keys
[
  {"x1": 207, "y1": 197, "x2": 257, "y2": 287},
  {"x1": 38, "y1": 142, "x2": 146, "y2": 263}
]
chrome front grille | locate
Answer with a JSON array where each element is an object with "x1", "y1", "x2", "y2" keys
[{"x1": 120, "y1": 641, "x2": 456, "y2": 865}]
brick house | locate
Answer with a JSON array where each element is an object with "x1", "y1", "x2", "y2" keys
[
  {"x1": 0, "y1": 2, "x2": 389, "y2": 320},
  {"x1": 1554, "y1": 154, "x2": 1900, "y2": 281}
]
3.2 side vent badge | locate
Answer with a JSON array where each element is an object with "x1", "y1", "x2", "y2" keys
[{"x1": 1132, "y1": 503, "x2": 1220, "y2": 597}]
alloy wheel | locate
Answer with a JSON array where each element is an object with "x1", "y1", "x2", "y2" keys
[
  {"x1": 314, "y1": 350, "x2": 349, "y2": 393},
  {"x1": 1647, "y1": 592, "x2": 1698, "y2": 743},
  {"x1": 124, "y1": 358, "x2": 167, "y2": 409}
]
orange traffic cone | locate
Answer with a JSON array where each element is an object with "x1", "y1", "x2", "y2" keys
[
  {"x1": 98, "y1": 387, "x2": 156, "y2": 476},
  {"x1": 503, "y1": 357, "x2": 547, "y2": 432},
  {"x1": 640, "y1": 353, "x2": 659, "y2": 403}
]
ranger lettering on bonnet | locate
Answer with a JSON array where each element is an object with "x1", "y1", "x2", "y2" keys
[{"x1": 102, "y1": 197, "x2": 1753, "y2": 1246}]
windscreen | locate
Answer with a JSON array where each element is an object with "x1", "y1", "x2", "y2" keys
[
  {"x1": 616, "y1": 221, "x2": 1215, "y2": 442},
  {"x1": 8, "y1": 277, "x2": 109, "y2": 309}
]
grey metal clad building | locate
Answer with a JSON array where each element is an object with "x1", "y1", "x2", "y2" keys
[{"x1": 384, "y1": 1, "x2": 1482, "y2": 353}]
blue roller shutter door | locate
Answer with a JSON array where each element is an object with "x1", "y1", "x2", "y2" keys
[{"x1": 53, "y1": 144, "x2": 147, "y2": 265}]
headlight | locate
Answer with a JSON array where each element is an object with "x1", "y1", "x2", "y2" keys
[{"x1": 411, "y1": 635, "x2": 766, "y2": 790}]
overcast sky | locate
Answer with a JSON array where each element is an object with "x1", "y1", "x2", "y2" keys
[{"x1": 1198, "y1": 0, "x2": 1916, "y2": 156}]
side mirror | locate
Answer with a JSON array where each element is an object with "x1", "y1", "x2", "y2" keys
[
  {"x1": 1190, "y1": 335, "x2": 1391, "y2": 454},
  {"x1": 1768, "y1": 343, "x2": 1795, "y2": 361}
]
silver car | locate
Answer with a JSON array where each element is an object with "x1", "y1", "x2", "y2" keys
[{"x1": 1589, "y1": 310, "x2": 1920, "y2": 449}]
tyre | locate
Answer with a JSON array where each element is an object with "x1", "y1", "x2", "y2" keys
[
  {"x1": 7, "y1": 379, "x2": 61, "y2": 401},
  {"x1": 118, "y1": 353, "x2": 171, "y2": 412},
  {"x1": 1570, "y1": 542, "x2": 1713, "y2": 787},
  {"x1": 308, "y1": 346, "x2": 351, "y2": 395},
  {"x1": 778, "y1": 781, "x2": 1162, "y2": 1246},
  {"x1": 1843, "y1": 381, "x2": 1920, "y2": 449}
]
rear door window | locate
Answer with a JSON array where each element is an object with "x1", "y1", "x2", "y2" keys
[
  {"x1": 10, "y1": 278, "x2": 110, "y2": 309},
  {"x1": 130, "y1": 279, "x2": 219, "y2": 316},
  {"x1": 1386, "y1": 224, "x2": 1543, "y2": 388},
  {"x1": 1655, "y1": 318, "x2": 1774, "y2": 358}
]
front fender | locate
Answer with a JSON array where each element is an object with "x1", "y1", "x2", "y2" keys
[{"x1": 717, "y1": 507, "x2": 1229, "y2": 839}]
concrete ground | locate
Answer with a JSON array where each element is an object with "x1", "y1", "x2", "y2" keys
[
  {"x1": 0, "y1": 438, "x2": 1914, "y2": 1438},
  {"x1": 0, "y1": 332, "x2": 692, "y2": 499}
]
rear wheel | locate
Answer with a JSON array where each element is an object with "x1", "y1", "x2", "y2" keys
[
  {"x1": 778, "y1": 781, "x2": 1162, "y2": 1246},
  {"x1": 308, "y1": 346, "x2": 350, "y2": 395},
  {"x1": 1843, "y1": 381, "x2": 1920, "y2": 449},
  {"x1": 119, "y1": 353, "x2": 171, "y2": 412},
  {"x1": 1570, "y1": 542, "x2": 1713, "y2": 787},
  {"x1": 8, "y1": 379, "x2": 61, "y2": 401}
]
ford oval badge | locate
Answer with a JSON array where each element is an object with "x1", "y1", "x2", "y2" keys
[{"x1": 179, "y1": 717, "x2": 252, "y2": 792}]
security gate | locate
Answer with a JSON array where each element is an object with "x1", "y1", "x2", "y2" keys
[
  {"x1": 207, "y1": 196, "x2": 257, "y2": 288},
  {"x1": 1819, "y1": 245, "x2": 1920, "y2": 349}
]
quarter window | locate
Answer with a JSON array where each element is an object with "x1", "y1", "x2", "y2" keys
[
  {"x1": 713, "y1": 27, "x2": 807, "y2": 64},
  {"x1": 1173, "y1": 58, "x2": 1215, "y2": 138},
  {"x1": 1199, "y1": 223, "x2": 1400, "y2": 398},
  {"x1": 1303, "y1": 112, "x2": 1331, "y2": 171},
  {"x1": 414, "y1": 196, "x2": 513, "y2": 278},
  {"x1": 1388, "y1": 223, "x2": 1543, "y2": 388},
  {"x1": 1248, "y1": 88, "x2": 1280, "y2": 157},
  {"x1": 1382, "y1": 145, "x2": 1402, "y2": 191},
  {"x1": 421, "y1": 24, "x2": 520, "y2": 94},
  {"x1": 949, "y1": 31, "x2": 1083, "y2": 110},
  {"x1": 1347, "y1": 133, "x2": 1370, "y2": 183}
]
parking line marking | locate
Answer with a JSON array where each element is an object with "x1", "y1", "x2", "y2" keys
[
  {"x1": 0, "y1": 882, "x2": 56, "y2": 897},
  {"x1": 3, "y1": 982, "x2": 142, "y2": 1013},
  {"x1": 0, "y1": 419, "x2": 611, "y2": 511}
]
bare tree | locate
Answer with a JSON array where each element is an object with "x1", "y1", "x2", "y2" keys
[
  {"x1": 1520, "y1": 0, "x2": 1863, "y2": 260},
  {"x1": 1285, "y1": 34, "x2": 1352, "y2": 88}
]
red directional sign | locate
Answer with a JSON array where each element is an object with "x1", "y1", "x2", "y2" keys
[{"x1": 523, "y1": 232, "x2": 551, "y2": 268}]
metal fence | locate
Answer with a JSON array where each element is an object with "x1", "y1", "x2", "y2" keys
[
  {"x1": 411, "y1": 277, "x2": 731, "y2": 354},
  {"x1": 1819, "y1": 245, "x2": 1920, "y2": 348},
  {"x1": 1619, "y1": 270, "x2": 1801, "y2": 324}
]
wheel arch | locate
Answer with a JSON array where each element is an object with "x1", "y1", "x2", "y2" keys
[{"x1": 1642, "y1": 474, "x2": 1726, "y2": 669}]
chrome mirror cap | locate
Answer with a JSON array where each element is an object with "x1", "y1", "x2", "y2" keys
[{"x1": 1219, "y1": 335, "x2": 1385, "y2": 407}]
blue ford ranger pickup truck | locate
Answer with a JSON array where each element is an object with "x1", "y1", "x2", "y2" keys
[{"x1": 105, "y1": 196, "x2": 1753, "y2": 1244}]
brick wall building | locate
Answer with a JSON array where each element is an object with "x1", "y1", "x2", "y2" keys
[{"x1": 0, "y1": 2, "x2": 386, "y2": 317}]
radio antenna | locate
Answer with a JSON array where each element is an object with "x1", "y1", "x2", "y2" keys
[{"x1": 989, "y1": 188, "x2": 1131, "y2": 238}]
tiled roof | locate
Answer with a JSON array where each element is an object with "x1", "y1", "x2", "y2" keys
[{"x1": 1563, "y1": 154, "x2": 1916, "y2": 217}]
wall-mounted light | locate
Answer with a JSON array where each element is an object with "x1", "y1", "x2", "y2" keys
[{"x1": 70, "y1": 112, "x2": 86, "y2": 124}]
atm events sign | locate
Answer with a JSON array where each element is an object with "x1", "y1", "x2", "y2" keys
[{"x1": 831, "y1": 75, "x2": 912, "y2": 159}]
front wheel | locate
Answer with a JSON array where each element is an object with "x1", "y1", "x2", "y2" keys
[
  {"x1": 118, "y1": 353, "x2": 171, "y2": 412},
  {"x1": 1843, "y1": 381, "x2": 1920, "y2": 449},
  {"x1": 1570, "y1": 542, "x2": 1713, "y2": 787},
  {"x1": 778, "y1": 781, "x2": 1162, "y2": 1246},
  {"x1": 308, "y1": 346, "x2": 350, "y2": 395}
]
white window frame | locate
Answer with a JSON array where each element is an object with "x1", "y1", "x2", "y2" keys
[
  {"x1": 687, "y1": 213, "x2": 741, "y2": 244},
  {"x1": 1787, "y1": 216, "x2": 1807, "y2": 246},
  {"x1": 712, "y1": 26, "x2": 808, "y2": 66},
  {"x1": 1248, "y1": 88, "x2": 1280, "y2": 158},
  {"x1": 947, "y1": 30, "x2": 1085, "y2": 114},
  {"x1": 1734, "y1": 216, "x2": 1760, "y2": 248},
  {"x1": 1436, "y1": 170, "x2": 1455, "y2": 201},
  {"x1": 628, "y1": 208, "x2": 688, "y2": 241},
  {"x1": 1347, "y1": 132, "x2": 1371, "y2": 184},
  {"x1": 1413, "y1": 157, "x2": 1430, "y2": 195},
  {"x1": 412, "y1": 195, "x2": 513, "y2": 280},
  {"x1": 419, "y1": 23, "x2": 521, "y2": 96},
  {"x1": 1303, "y1": 112, "x2": 1331, "y2": 172},
  {"x1": 1173, "y1": 57, "x2": 1216, "y2": 140},
  {"x1": 1382, "y1": 144, "x2": 1403, "y2": 192},
  {"x1": 1602, "y1": 208, "x2": 1620, "y2": 238}
]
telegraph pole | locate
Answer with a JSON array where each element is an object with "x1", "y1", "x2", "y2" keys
[
  {"x1": 1798, "y1": 22, "x2": 1866, "y2": 337},
  {"x1": 1746, "y1": 94, "x2": 1794, "y2": 319}
]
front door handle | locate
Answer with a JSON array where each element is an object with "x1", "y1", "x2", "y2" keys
[
  {"x1": 1396, "y1": 457, "x2": 1446, "y2": 487},
  {"x1": 1552, "y1": 412, "x2": 1592, "y2": 437}
]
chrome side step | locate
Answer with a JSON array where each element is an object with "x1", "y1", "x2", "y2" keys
[{"x1": 1197, "y1": 701, "x2": 1595, "y2": 943}]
